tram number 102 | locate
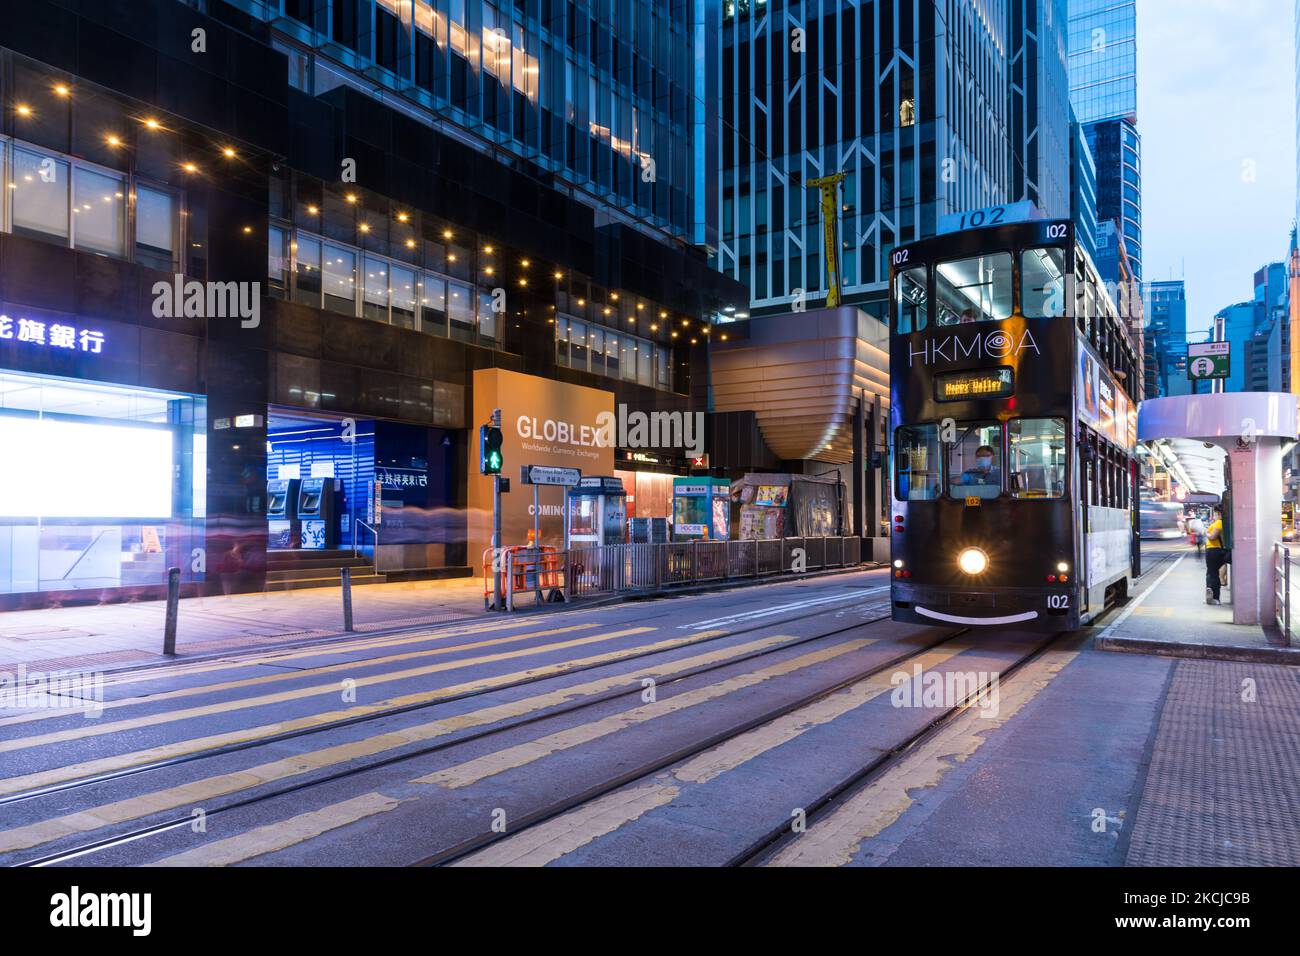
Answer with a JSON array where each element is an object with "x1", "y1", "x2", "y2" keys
[{"x1": 1047, "y1": 594, "x2": 1070, "y2": 610}]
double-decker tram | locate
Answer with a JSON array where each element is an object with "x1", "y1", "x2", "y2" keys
[{"x1": 888, "y1": 218, "x2": 1139, "y2": 630}]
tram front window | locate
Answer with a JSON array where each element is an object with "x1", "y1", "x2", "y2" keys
[
  {"x1": 1009, "y1": 418, "x2": 1067, "y2": 498},
  {"x1": 948, "y1": 423, "x2": 1002, "y2": 499},
  {"x1": 895, "y1": 424, "x2": 942, "y2": 501},
  {"x1": 935, "y1": 252, "x2": 1013, "y2": 326},
  {"x1": 895, "y1": 265, "x2": 928, "y2": 332},
  {"x1": 1022, "y1": 247, "x2": 1067, "y2": 318}
]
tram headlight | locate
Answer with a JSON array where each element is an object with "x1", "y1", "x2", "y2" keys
[
  {"x1": 1056, "y1": 562, "x2": 1069, "y2": 573},
  {"x1": 893, "y1": 559, "x2": 904, "y2": 568},
  {"x1": 958, "y1": 548, "x2": 989, "y2": 575}
]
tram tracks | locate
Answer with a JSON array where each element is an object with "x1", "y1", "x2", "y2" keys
[
  {"x1": 4, "y1": 593, "x2": 903, "y2": 866},
  {"x1": 0, "y1": 588, "x2": 889, "y2": 808}
]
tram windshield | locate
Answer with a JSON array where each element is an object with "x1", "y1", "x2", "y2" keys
[
  {"x1": 1008, "y1": 418, "x2": 1067, "y2": 498},
  {"x1": 895, "y1": 424, "x2": 942, "y2": 501},
  {"x1": 947, "y1": 423, "x2": 1002, "y2": 499},
  {"x1": 935, "y1": 252, "x2": 1013, "y2": 326},
  {"x1": 1021, "y1": 247, "x2": 1067, "y2": 318}
]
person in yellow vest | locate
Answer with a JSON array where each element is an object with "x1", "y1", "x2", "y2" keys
[{"x1": 1205, "y1": 508, "x2": 1228, "y2": 605}]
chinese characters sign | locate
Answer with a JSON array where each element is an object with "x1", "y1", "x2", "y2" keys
[{"x1": 0, "y1": 314, "x2": 105, "y2": 354}]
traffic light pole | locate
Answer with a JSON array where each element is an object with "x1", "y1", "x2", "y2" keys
[{"x1": 493, "y1": 473, "x2": 503, "y2": 611}]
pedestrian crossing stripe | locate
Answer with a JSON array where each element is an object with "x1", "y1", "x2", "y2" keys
[
  {"x1": 0, "y1": 626, "x2": 661, "y2": 756},
  {"x1": 452, "y1": 642, "x2": 971, "y2": 866},
  {"x1": 0, "y1": 631, "x2": 814, "y2": 855},
  {"x1": 0, "y1": 622, "x2": 605, "y2": 731},
  {"x1": 414, "y1": 638, "x2": 875, "y2": 790}
]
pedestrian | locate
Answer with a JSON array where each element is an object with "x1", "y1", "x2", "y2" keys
[
  {"x1": 1205, "y1": 508, "x2": 1228, "y2": 605},
  {"x1": 1186, "y1": 513, "x2": 1206, "y2": 558}
]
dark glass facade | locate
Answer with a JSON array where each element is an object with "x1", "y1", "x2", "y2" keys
[
  {"x1": 711, "y1": 0, "x2": 1071, "y2": 318},
  {"x1": 0, "y1": 0, "x2": 741, "y2": 606}
]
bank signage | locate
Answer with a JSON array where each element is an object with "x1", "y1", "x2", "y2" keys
[{"x1": 0, "y1": 314, "x2": 105, "y2": 353}]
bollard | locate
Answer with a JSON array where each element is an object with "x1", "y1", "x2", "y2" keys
[
  {"x1": 341, "y1": 566, "x2": 354, "y2": 632},
  {"x1": 163, "y1": 566, "x2": 180, "y2": 656}
]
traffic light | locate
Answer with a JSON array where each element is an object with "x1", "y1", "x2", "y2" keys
[{"x1": 480, "y1": 424, "x2": 503, "y2": 475}]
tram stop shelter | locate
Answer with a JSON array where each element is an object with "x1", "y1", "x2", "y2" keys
[{"x1": 1101, "y1": 392, "x2": 1300, "y2": 662}]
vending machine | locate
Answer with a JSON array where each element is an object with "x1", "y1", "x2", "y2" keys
[
  {"x1": 567, "y1": 476, "x2": 628, "y2": 546},
  {"x1": 297, "y1": 477, "x2": 339, "y2": 550},
  {"x1": 266, "y1": 478, "x2": 301, "y2": 549},
  {"x1": 672, "y1": 477, "x2": 731, "y2": 541}
]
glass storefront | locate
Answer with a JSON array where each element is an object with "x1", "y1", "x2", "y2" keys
[{"x1": 0, "y1": 370, "x2": 205, "y2": 595}]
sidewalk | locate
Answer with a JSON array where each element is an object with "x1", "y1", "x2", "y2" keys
[
  {"x1": 1097, "y1": 547, "x2": 1300, "y2": 663},
  {"x1": 0, "y1": 577, "x2": 491, "y2": 672}
]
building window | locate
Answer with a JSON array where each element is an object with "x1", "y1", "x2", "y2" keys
[
  {"x1": 323, "y1": 244, "x2": 356, "y2": 315},
  {"x1": 72, "y1": 166, "x2": 127, "y2": 258},
  {"x1": 136, "y1": 185, "x2": 179, "y2": 271},
  {"x1": 11, "y1": 146, "x2": 69, "y2": 243},
  {"x1": 294, "y1": 234, "x2": 322, "y2": 306}
]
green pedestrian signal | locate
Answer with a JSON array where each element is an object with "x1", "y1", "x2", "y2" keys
[{"x1": 480, "y1": 424, "x2": 503, "y2": 475}]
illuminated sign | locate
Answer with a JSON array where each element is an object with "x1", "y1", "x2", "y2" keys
[
  {"x1": 0, "y1": 315, "x2": 105, "y2": 353},
  {"x1": 934, "y1": 367, "x2": 1015, "y2": 402}
]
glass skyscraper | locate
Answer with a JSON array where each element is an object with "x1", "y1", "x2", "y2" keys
[
  {"x1": 212, "y1": 0, "x2": 698, "y2": 243},
  {"x1": 1067, "y1": 0, "x2": 1141, "y2": 282},
  {"x1": 711, "y1": 0, "x2": 1072, "y2": 318}
]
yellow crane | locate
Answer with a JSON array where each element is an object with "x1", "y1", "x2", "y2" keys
[{"x1": 806, "y1": 171, "x2": 846, "y2": 308}]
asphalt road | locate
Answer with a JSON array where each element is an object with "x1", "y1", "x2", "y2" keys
[{"x1": 0, "y1": 546, "x2": 1234, "y2": 867}]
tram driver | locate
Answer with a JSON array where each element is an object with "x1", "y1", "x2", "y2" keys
[{"x1": 959, "y1": 444, "x2": 1002, "y2": 491}]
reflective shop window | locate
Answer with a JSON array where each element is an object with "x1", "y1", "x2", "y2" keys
[
  {"x1": 268, "y1": 226, "x2": 288, "y2": 297},
  {"x1": 12, "y1": 147, "x2": 69, "y2": 242},
  {"x1": 895, "y1": 265, "x2": 928, "y2": 333},
  {"x1": 555, "y1": 316, "x2": 572, "y2": 368},
  {"x1": 1008, "y1": 418, "x2": 1067, "y2": 499},
  {"x1": 935, "y1": 253, "x2": 1013, "y2": 326},
  {"x1": 390, "y1": 264, "x2": 417, "y2": 329},
  {"x1": 478, "y1": 290, "x2": 499, "y2": 348},
  {"x1": 895, "y1": 424, "x2": 942, "y2": 501},
  {"x1": 947, "y1": 422, "x2": 1003, "y2": 500},
  {"x1": 1021, "y1": 247, "x2": 1066, "y2": 318},
  {"x1": 323, "y1": 245, "x2": 356, "y2": 315},
  {"x1": 293, "y1": 234, "x2": 322, "y2": 306},
  {"x1": 418, "y1": 273, "x2": 448, "y2": 336},
  {"x1": 72, "y1": 167, "x2": 126, "y2": 257},
  {"x1": 447, "y1": 281, "x2": 474, "y2": 342},
  {"x1": 362, "y1": 256, "x2": 389, "y2": 322}
]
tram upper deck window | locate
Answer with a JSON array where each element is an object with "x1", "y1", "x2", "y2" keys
[
  {"x1": 947, "y1": 423, "x2": 1002, "y2": 500},
  {"x1": 1008, "y1": 418, "x2": 1067, "y2": 499},
  {"x1": 935, "y1": 253, "x2": 1013, "y2": 326},
  {"x1": 895, "y1": 424, "x2": 942, "y2": 501},
  {"x1": 1021, "y1": 247, "x2": 1066, "y2": 318},
  {"x1": 895, "y1": 265, "x2": 928, "y2": 333}
]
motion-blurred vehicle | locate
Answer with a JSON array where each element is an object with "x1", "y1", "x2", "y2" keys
[{"x1": 1139, "y1": 500, "x2": 1185, "y2": 540}]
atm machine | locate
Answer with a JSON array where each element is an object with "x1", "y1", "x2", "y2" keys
[
  {"x1": 567, "y1": 476, "x2": 628, "y2": 547},
  {"x1": 297, "y1": 477, "x2": 339, "y2": 550},
  {"x1": 267, "y1": 478, "x2": 301, "y2": 549}
]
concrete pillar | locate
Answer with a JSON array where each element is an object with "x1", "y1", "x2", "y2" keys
[{"x1": 1224, "y1": 438, "x2": 1283, "y2": 625}]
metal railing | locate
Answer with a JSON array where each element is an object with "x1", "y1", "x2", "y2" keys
[
  {"x1": 353, "y1": 519, "x2": 379, "y2": 558},
  {"x1": 1274, "y1": 543, "x2": 1296, "y2": 645},
  {"x1": 503, "y1": 537, "x2": 865, "y2": 608}
]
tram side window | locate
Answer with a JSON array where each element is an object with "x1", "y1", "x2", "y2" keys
[
  {"x1": 935, "y1": 253, "x2": 1013, "y2": 326},
  {"x1": 1008, "y1": 418, "x2": 1066, "y2": 498},
  {"x1": 1021, "y1": 247, "x2": 1066, "y2": 318},
  {"x1": 947, "y1": 422, "x2": 1002, "y2": 500},
  {"x1": 895, "y1": 424, "x2": 942, "y2": 501},
  {"x1": 896, "y1": 265, "x2": 928, "y2": 333}
]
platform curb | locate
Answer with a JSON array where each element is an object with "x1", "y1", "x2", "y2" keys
[{"x1": 1096, "y1": 634, "x2": 1300, "y2": 665}]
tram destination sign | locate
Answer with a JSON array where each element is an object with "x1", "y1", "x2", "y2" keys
[
  {"x1": 1187, "y1": 341, "x2": 1230, "y2": 381},
  {"x1": 934, "y1": 367, "x2": 1015, "y2": 402}
]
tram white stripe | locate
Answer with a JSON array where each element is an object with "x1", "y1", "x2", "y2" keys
[{"x1": 914, "y1": 607, "x2": 1039, "y2": 626}]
